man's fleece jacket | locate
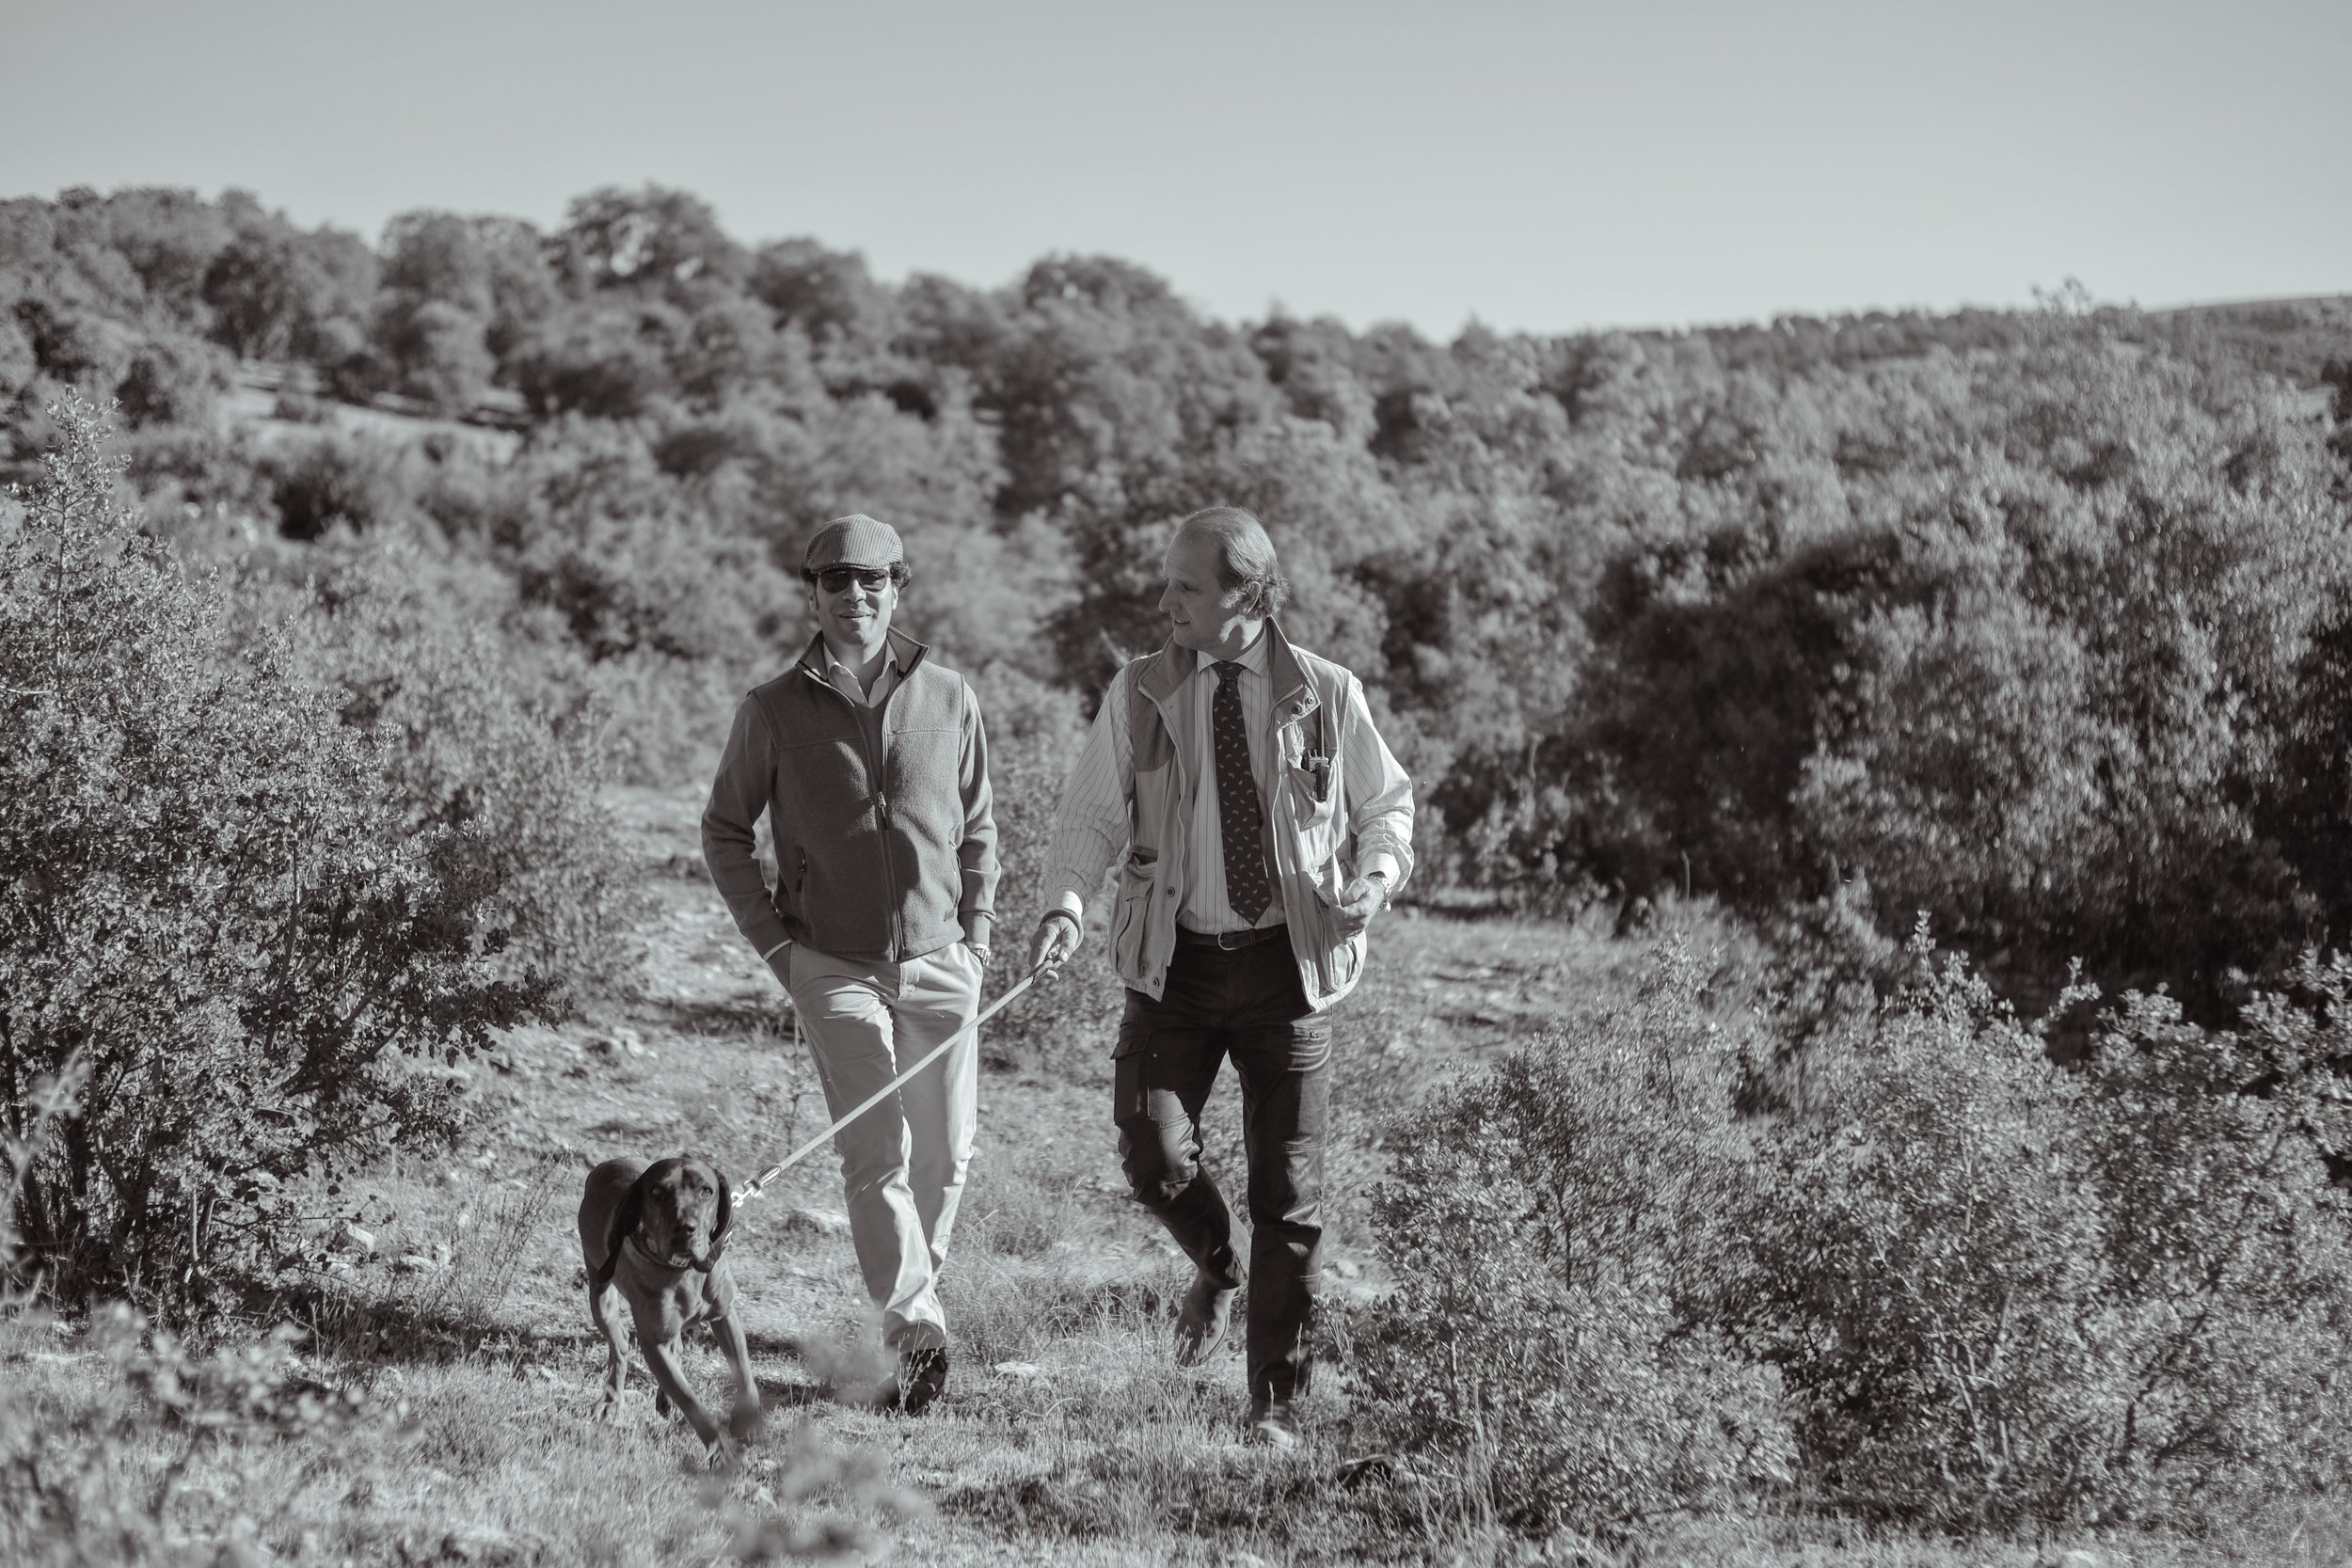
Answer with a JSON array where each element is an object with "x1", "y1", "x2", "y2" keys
[{"x1": 702, "y1": 629, "x2": 998, "y2": 965}]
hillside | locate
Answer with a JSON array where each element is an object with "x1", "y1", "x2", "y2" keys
[
  {"x1": 2150, "y1": 292, "x2": 2352, "y2": 387},
  {"x1": 12, "y1": 785, "x2": 2352, "y2": 1565}
]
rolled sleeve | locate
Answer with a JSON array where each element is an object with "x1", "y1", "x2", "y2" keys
[{"x1": 702, "y1": 694, "x2": 793, "y2": 959}]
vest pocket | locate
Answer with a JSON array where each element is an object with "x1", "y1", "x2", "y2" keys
[
  {"x1": 1288, "y1": 762, "x2": 1337, "y2": 831},
  {"x1": 1111, "y1": 851, "x2": 1157, "y2": 977},
  {"x1": 1331, "y1": 932, "x2": 1362, "y2": 991}
]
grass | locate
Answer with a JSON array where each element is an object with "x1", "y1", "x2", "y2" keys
[{"x1": 8, "y1": 784, "x2": 2352, "y2": 1565}]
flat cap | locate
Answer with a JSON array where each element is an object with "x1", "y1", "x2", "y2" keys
[{"x1": 803, "y1": 514, "x2": 904, "y2": 572}]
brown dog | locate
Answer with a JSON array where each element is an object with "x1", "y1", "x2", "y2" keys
[{"x1": 578, "y1": 1154, "x2": 761, "y2": 1462}]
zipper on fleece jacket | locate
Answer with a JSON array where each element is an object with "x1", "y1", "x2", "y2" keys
[{"x1": 801, "y1": 664, "x2": 906, "y2": 960}]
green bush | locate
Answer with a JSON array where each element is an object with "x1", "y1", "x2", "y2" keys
[
  {"x1": 257, "y1": 428, "x2": 420, "y2": 542},
  {"x1": 1364, "y1": 932, "x2": 2352, "y2": 1539},
  {"x1": 0, "y1": 1305, "x2": 415, "y2": 1567},
  {"x1": 0, "y1": 400, "x2": 547, "y2": 1308},
  {"x1": 1355, "y1": 943, "x2": 1793, "y2": 1535},
  {"x1": 2072, "y1": 965, "x2": 2352, "y2": 1515},
  {"x1": 1744, "y1": 936, "x2": 2352, "y2": 1528},
  {"x1": 1742, "y1": 949, "x2": 2122, "y2": 1526},
  {"x1": 298, "y1": 546, "x2": 644, "y2": 1003}
]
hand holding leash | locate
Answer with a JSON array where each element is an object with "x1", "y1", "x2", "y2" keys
[{"x1": 1028, "y1": 910, "x2": 1081, "y2": 977}]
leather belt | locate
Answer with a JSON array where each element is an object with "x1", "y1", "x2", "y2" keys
[{"x1": 1174, "y1": 923, "x2": 1288, "y2": 950}]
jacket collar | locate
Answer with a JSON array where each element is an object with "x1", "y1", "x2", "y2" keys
[
  {"x1": 1136, "y1": 620, "x2": 1317, "y2": 725},
  {"x1": 795, "y1": 626, "x2": 929, "y2": 683}
]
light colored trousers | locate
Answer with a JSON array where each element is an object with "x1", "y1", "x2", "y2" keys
[{"x1": 783, "y1": 940, "x2": 983, "y2": 1354}]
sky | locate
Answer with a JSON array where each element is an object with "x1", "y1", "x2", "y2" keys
[{"x1": 1, "y1": 0, "x2": 2344, "y2": 338}]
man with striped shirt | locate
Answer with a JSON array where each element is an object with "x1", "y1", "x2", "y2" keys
[{"x1": 1027, "y1": 506, "x2": 1415, "y2": 1448}]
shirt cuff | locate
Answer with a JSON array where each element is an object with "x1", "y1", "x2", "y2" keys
[
  {"x1": 1359, "y1": 850, "x2": 1399, "y2": 887},
  {"x1": 1050, "y1": 890, "x2": 1086, "y2": 923},
  {"x1": 961, "y1": 911, "x2": 993, "y2": 947}
]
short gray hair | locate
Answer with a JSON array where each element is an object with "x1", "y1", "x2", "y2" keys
[{"x1": 1173, "y1": 506, "x2": 1290, "y2": 619}]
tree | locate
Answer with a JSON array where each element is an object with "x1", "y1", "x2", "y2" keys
[
  {"x1": 507, "y1": 299, "x2": 679, "y2": 419},
  {"x1": 199, "y1": 197, "x2": 377, "y2": 364},
  {"x1": 374, "y1": 297, "x2": 494, "y2": 414},
  {"x1": 557, "y1": 185, "x2": 744, "y2": 302},
  {"x1": 380, "y1": 210, "x2": 494, "y2": 317}
]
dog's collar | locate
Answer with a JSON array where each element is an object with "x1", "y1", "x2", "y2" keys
[{"x1": 622, "y1": 1231, "x2": 707, "y2": 1275}]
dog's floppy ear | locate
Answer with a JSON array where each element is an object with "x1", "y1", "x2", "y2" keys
[
  {"x1": 596, "y1": 1166, "x2": 650, "y2": 1289},
  {"x1": 707, "y1": 1160, "x2": 734, "y2": 1256}
]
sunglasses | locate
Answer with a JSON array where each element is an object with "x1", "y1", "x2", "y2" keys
[{"x1": 814, "y1": 566, "x2": 892, "y2": 594}]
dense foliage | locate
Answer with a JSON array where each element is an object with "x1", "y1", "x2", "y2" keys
[
  {"x1": 1357, "y1": 944, "x2": 1791, "y2": 1533},
  {"x1": 8, "y1": 182, "x2": 2350, "y2": 1002},
  {"x1": 1747, "y1": 950, "x2": 2352, "y2": 1527},
  {"x1": 1361, "y1": 940, "x2": 2352, "y2": 1536},
  {"x1": 0, "y1": 403, "x2": 579, "y2": 1307}
]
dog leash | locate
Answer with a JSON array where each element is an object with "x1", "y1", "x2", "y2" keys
[{"x1": 735, "y1": 968, "x2": 1041, "y2": 1204}]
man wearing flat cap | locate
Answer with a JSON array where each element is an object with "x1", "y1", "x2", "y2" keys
[{"x1": 703, "y1": 514, "x2": 999, "y2": 1416}]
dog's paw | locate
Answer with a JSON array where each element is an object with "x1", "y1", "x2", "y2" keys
[
  {"x1": 597, "y1": 1395, "x2": 628, "y2": 1427},
  {"x1": 703, "y1": 1433, "x2": 741, "y2": 1471},
  {"x1": 728, "y1": 1402, "x2": 766, "y2": 1444}
]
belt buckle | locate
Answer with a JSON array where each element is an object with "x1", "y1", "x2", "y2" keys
[{"x1": 1217, "y1": 928, "x2": 1252, "y2": 950}]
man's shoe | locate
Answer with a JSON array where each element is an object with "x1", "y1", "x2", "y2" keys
[
  {"x1": 1247, "y1": 1396, "x2": 1301, "y2": 1449},
  {"x1": 897, "y1": 1347, "x2": 949, "y2": 1416},
  {"x1": 1172, "y1": 1269, "x2": 1237, "y2": 1368}
]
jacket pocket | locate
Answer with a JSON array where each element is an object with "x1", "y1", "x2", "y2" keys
[
  {"x1": 1110, "y1": 851, "x2": 1157, "y2": 978},
  {"x1": 1330, "y1": 932, "x2": 1362, "y2": 991},
  {"x1": 772, "y1": 847, "x2": 809, "y2": 924},
  {"x1": 1288, "y1": 761, "x2": 1337, "y2": 827}
]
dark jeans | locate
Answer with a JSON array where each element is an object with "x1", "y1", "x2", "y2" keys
[{"x1": 1113, "y1": 935, "x2": 1332, "y2": 1404}]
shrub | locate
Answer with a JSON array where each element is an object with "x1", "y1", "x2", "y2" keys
[
  {"x1": 1355, "y1": 943, "x2": 1793, "y2": 1535},
  {"x1": 1741, "y1": 948, "x2": 2123, "y2": 1526},
  {"x1": 257, "y1": 428, "x2": 419, "y2": 541},
  {"x1": 297, "y1": 546, "x2": 644, "y2": 1003},
  {"x1": 588, "y1": 643, "x2": 751, "y2": 787},
  {"x1": 1744, "y1": 933, "x2": 2352, "y2": 1528},
  {"x1": 0, "y1": 1304, "x2": 416, "y2": 1567},
  {"x1": 375, "y1": 296, "x2": 495, "y2": 414},
  {"x1": 0, "y1": 400, "x2": 548, "y2": 1309},
  {"x1": 2070, "y1": 962, "x2": 2352, "y2": 1515},
  {"x1": 111, "y1": 330, "x2": 230, "y2": 430}
]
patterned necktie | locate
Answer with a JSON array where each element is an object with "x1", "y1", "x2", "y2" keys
[{"x1": 1211, "y1": 661, "x2": 1272, "y2": 925}]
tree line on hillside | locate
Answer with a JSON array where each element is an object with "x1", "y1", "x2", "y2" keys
[{"x1": 7, "y1": 182, "x2": 2352, "y2": 1013}]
